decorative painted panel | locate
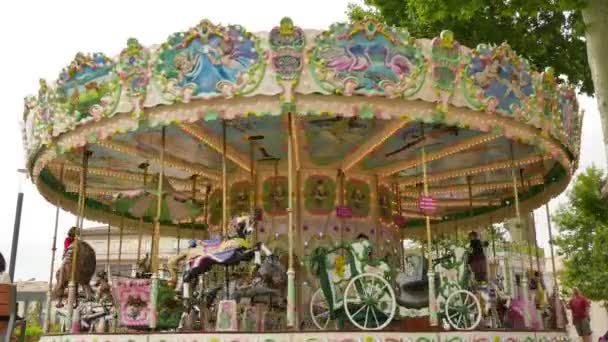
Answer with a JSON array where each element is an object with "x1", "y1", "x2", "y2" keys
[
  {"x1": 154, "y1": 20, "x2": 265, "y2": 101},
  {"x1": 309, "y1": 19, "x2": 426, "y2": 97}
]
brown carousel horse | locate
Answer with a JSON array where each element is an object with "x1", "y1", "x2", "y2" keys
[{"x1": 52, "y1": 241, "x2": 97, "y2": 307}]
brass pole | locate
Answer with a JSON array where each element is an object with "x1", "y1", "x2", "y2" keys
[
  {"x1": 150, "y1": 126, "x2": 166, "y2": 330},
  {"x1": 222, "y1": 121, "x2": 228, "y2": 237},
  {"x1": 467, "y1": 175, "x2": 473, "y2": 218},
  {"x1": 106, "y1": 223, "x2": 111, "y2": 274},
  {"x1": 118, "y1": 218, "x2": 124, "y2": 275},
  {"x1": 422, "y1": 140, "x2": 437, "y2": 326},
  {"x1": 286, "y1": 112, "x2": 296, "y2": 328},
  {"x1": 338, "y1": 169, "x2": 345, "y2": 249},
  {"x1": 520, "y1": 169, "x2": 535, "y2": 274},
  {"x1": 511, "y1": 161, "x2": 528, "y2": 324},
  {"x1": 249, "y1": 138, "x2": 256, "y2": 243},
  {"x1": 531, "y1": 197, "x2": 542, "y2": 273},
  {"x1": 136, "y1": 162, "x2": 148, "y2": 264},
  {"x1": 204, "y1": 185, "x2": 211, "y2": 239},
  {"x1": 188, "y1": 174, "x2": 198, "y2": 248},
  {"x1": 271, "y1": 159, "x2": 279, "y2": 236},
  {"x1": 394, "y1": 182, "x2": 404, "y2": 269},
  {"x1": 371, "y1": 176, "x2": 380, "y2": 257},
  {"x1": 545, "y1": 203, "x2": 562, "y2": 328},
  {"x1": 67, "y1": 147, "x2": 89, "y2": 330},
  {"x1": 44, "y1": 164, "x2": 64, "y2": 333}
]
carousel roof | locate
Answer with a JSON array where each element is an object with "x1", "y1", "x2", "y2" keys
[{"x1": 21, "y1": 18, "x2": 582, "y2": 235}]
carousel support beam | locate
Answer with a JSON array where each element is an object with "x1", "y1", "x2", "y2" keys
[
  {"x1": 341, "y1": 118, "x2": 409, "y2": 172},
  {"x1": 44, "y1": 165, "x2": 64, "y2": 333},
  {"x1": 150, "y1": 126, "x2": 166, "y2": 330},
  {"x1": 286, "y1": 112, "x2": 296, "y2": 329},
  {"x1": 178, "y1": 123, "x2": 251, "y2": 173},
  {"x1": 377, "y1": 133, "x2": 500, "y2": 177},
  {"x1": 67, "y1": 147, "x2": 89, "y2": 332},
  {"x1": 421, "y1": 142, "x2": 438, "y2": 326}
]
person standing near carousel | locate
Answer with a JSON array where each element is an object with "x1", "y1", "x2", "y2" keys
[
  {"x1": 568, "y1": 287, "x2": 592, "y2": 342},
  {"x1": 467, "y1": 231, "x2": 489, "y2": 283}
]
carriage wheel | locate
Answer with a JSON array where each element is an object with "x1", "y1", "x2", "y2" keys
[
  {"x1": 344, "y1": 273, "x2": 396, "y2": 330},
  {"x1": 310, "y1": 288, "x2": 337, "y2": 330},
  {"x1": 444, "y1": 290, "x2": 482, "y2": 330}
]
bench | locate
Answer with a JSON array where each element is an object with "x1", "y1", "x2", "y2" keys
[{"x1": 0, "y1": 283, "x2": 25, "y2": 342}]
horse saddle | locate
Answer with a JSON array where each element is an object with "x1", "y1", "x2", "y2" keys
[{"x1": 188, "y1": 238, "x2": 252, "y2": 268}]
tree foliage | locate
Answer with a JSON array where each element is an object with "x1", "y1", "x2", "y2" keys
[
  {"x1": 347, "y1": 0, "x2": 593, "y2": 94},
  {"x1": 552, "y1": 166, "x2": 608, "y2": 301}
]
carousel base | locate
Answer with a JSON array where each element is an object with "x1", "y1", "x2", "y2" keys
[{"x1": 40, "y1": 330, "x2": 570, "y2": 342}]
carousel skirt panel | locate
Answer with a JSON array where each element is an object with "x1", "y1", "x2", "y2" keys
[{"x1": 39, "y1": 331, "x2": 571, "y2": 342}]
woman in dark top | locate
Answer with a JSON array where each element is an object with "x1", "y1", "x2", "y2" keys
[{"x1": 468, "y1": 231, "x2": 488, "y2": 283}]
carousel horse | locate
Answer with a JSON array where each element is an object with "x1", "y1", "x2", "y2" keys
[
  {"x1": 168, "y1": 215, "x2": 270, "y2": 287},
  {"x1": 135, "y1": 253, "x2": 151, "y2": 278},
  {"x1": 477, "y1": 280, "x2": 511, "y2": 328},
  {"x1": 52, "y1": 240, "x2": 97, "y2": 307},
  {"x1": 231, "y1": 254, "x2": 287, "y2": 304},
  {"x1": 93, "y1": 271, "x2": 113, "y2": 305}
]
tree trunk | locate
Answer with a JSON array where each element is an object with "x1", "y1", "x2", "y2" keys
[{"x1": 582, "y1": 0, "x2": 608, "y2": 168}]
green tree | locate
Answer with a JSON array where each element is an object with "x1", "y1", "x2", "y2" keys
[
  {"x1": 552, "y1": 166, "x2": 608, "y2": 301},
  {"x1": 348, "y1": 0, "x2": 608, "y2": 165}
]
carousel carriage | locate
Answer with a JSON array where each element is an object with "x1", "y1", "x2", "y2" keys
[
  {"x1": 309, "y1": 239, "x2": 396, "y2": 330},
  {"x1": 309, "y1": 238, "x2": 484, "y2": 331}
]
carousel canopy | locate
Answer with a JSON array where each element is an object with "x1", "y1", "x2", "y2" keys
[{"x1": 21, "y1": 18, "x2": 582, "y2": 235}]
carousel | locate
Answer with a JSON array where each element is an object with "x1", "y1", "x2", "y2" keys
[{"x1": 21, "y1": 17, "x2": 578, "y2": 342}]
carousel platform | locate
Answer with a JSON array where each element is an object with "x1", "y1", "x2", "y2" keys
[{"x1": 40, "y1": 330, "x2": 570, "y2": 342}]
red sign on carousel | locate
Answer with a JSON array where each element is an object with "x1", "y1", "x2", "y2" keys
[
  {"x1": 336, "y1": 206, "x2": 353, "y2": 218},
  {"x1": 419, "y1": 196, "x2": 437, "y2": 212}
]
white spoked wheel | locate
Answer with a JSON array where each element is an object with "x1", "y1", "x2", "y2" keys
[
  {"x1": 310, "y1": 288, "x2": 337, "y2": 330},
  {"x1": 444, "y1": 289, "x2": 482, "y2": 330},
  {"x1": 343, "y1": 273, "x2": 396, "y2": 330}
]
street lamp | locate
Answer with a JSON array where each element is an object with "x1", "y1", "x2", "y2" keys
[{"x1": 8, "y1": 168, "x2": 27, "y2": 281}]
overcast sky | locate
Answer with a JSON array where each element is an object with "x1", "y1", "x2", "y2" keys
[{"x1": 0, "y1": 0, "x2": 605, "y2": 281}]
